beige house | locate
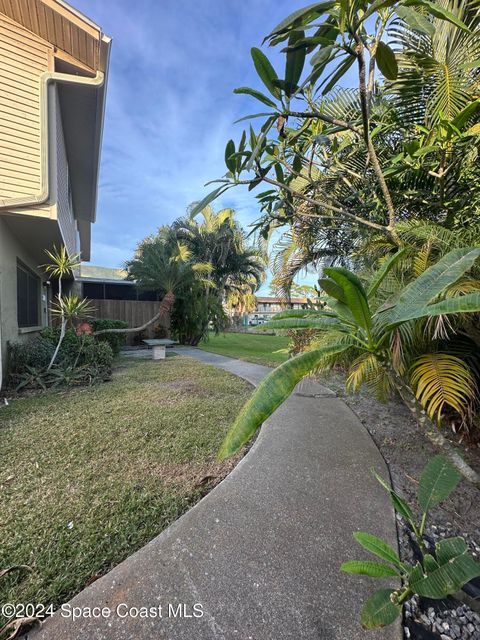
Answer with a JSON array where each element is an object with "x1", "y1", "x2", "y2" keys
[{"x1": 0, "y1": 0, "x2": 111, "y2": 386}]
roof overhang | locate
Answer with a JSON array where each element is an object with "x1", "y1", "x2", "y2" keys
[{"x1": 58, "y1": 34, "x2": 111, "y2": 232}]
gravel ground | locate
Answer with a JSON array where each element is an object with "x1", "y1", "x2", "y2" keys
[{"x1": 318, "y1": 372, "x2": 480, "y2": 640}]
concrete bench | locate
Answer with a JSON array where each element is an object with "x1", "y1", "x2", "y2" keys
[{"x1": 142, "y1": 339, "x2": 178, "y2": 360}]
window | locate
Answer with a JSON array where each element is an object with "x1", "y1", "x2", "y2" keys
[{"x1": 17, "y1": 262, "x2": 40, "y2": 328}]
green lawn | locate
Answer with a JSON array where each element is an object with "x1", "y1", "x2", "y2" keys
[
  {"x1": 199, "y1": 331, "x2": 290, "y2": 367},
  {"x1": 0, "y1": 356, "x2": 251, "y2": 618}
]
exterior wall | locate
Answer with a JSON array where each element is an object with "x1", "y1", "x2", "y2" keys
[
  {"x1": 0, "y1": 12, "x2": 53, "y2": 204},
  {"x1": 54, "y1": 88, "x2": 78, "y2": 256},
  {"x1": 0, "y1": 216, "x2": 49, "y2": 378}
]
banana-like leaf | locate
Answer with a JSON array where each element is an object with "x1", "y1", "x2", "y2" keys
[
  {"x1": 341, "y1": 560, "x2": 399, "y2": 577},
  {"x1": 436, "y1": 537, "x2": 468, "y2": 565},
  {"x1": 217, "y1": 343, "x2": 350, "y2": 459},
  {"x1": 319, "y1": 277, "x2": 347, "y2": 303},
  {"x1": 361, "y1": 589, "x2": 401, "y2": 630},
  {"x1": 410, "y1": 354, "x2": 475, "y2": 423},
  {"x1": 353, "y1": 532, "x2": 404, "y2": 569},
  {"x1": 367, "y1": 249, "x2": 407, "y2": 299},
  {"x1": 392, "y1": 292, "x2": 480, "y2": 325},
  {"x1": 418, "y1": 455, "x2": 461, "y2": 513},
  {"x1": 395, "y1": 5, "x2": 435, "y2": 35},
  {"x1": 409, "y1": 553, "x2": 480, "y2": 598},
  {"x1": 377, "y1": 248, "x2": 480, "y2": 326},
  {"x1": 324, "y1": 268, "x2": 372, "y2": 332}
]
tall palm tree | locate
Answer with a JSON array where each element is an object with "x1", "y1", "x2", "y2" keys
[{"x1": 171, "y1": 205, "x2": 266, "y2": 305}]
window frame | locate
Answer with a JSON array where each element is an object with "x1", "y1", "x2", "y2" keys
[{"x1": 16, "y1": 260, "x2": 41, "y2": 329}]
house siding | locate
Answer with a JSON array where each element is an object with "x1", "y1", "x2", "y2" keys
[
  {"x1": 54, "y1": 89, "x2": 78, "y2": 256},
  {"x1": 0, "y1": 11, "x2": 53, "y2": 203},
  {"x1": 0, "y1": 216, "x2": 48, "y2": 376}
]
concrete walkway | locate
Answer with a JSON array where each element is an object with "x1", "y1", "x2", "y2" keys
[{"x1": 30, "y1": 349, "x2": 400, "y2": 640}]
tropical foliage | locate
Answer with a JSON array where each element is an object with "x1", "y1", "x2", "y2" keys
[{"x1": 341, "y1": 455, "x2": 480, "y2": 629}]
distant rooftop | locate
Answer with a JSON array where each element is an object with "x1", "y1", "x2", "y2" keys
[
  {"x1": 256, "y1": 297, "x2": 308, "y2": 304},
  {"x1": 78, "y1": 265, "x2": 131, "y2": 283}
]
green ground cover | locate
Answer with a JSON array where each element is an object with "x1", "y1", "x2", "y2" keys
[
  {"x1": 0, "y1": 356, "x2": 251, "y2": 616},
  {"x1": 199, "y1": 331, "x2": 290, "y2": 367}
]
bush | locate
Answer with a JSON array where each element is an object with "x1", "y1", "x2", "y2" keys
[
  {"x1": 7, "y1": 329, "x2": 114, "y2": 390},
  {"x1": 7, "y1": 336, "x2": 54, "y2": 377},
  {"x1": 90, "y1": 319, "x2": 128, "y2": 354}
]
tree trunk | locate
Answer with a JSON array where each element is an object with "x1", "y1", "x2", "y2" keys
[
  {"x1": 93, "y1": 291, "x2": 175, "y2": 337},
  {"x1": 389, "y1": 367, "x2": 480, "y2": 489}
]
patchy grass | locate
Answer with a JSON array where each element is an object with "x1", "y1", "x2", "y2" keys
[
  {"x1": 0, "y1": 356, "x2": 252, "y2": 616},
  {"x1": 199, "y1": 331, "x2": 290, "y2": 367}
]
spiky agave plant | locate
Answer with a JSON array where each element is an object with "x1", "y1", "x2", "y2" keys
[{"x1": 218, "y1": 247, "x2": 480, "y2": 488}]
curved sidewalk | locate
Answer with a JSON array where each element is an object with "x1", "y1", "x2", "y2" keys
[{"x1": 30, "y1": 349, "x2": 400, "y2": 640}]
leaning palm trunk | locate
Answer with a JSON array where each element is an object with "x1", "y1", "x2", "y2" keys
[
  {"x1": 388, "y1": 367, "x2": 480, "y2": 489},
  {"x1": 93, "y1": 291, "x2": 175, "y2": 338}
]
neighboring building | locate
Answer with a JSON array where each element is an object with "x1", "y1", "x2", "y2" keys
[
  {"x1": 243, "y1": 296, "x2": 308, "y2": 326},
  {"x1": 77, "y1": 265, "x2": 159, "y2": 302},
  {"x1": 0, "y1": 0, "x2": 111, "y2": 385}
]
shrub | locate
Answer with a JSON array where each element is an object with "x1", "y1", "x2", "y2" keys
[
  {"x1": 90, "y1": 319, "x2": 128, "y2": 354},
  {"x1": 7, "y1": 336, "x2": 54, "y2": 377},
  {"x1": 7, "y1": 330, "x2": 114, "y2": 390}
]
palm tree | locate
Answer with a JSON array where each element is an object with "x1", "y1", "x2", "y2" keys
[
  {"x1": 171, "y1": 205, "x2": 266, "y2": 301},
  {"x1": 93, "y1": 236, "x2": 210, "y2": 339},
  {"x1": 218, "y1": 247, "x2": 480, "y2": 488}
]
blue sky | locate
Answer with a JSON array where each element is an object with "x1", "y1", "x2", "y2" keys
[{"x1": 74, "y1": 0, "x2": 352, "y2": 293}]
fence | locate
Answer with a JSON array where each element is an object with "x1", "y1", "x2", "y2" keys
[{"x1": 89, "y1": 299, "x2": 161, "y2": 345}]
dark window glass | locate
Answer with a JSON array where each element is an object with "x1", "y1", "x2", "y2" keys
[
  {"x1": 83, "y1": 282, "x2": 105, "y2": 299},
  {"x1": 104, "y1": 283, "x2": 137, "y2": 300},
  {"x1": 17, "y1": 262, "x2": 40, "y2": 328},
  {"x1": 138, "y1": 289, "x2": 158, "y2": 301}
]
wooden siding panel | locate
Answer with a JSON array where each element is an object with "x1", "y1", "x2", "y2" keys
[{"x1": 0, "y1": 13, "x2": 51, "y2": 202}]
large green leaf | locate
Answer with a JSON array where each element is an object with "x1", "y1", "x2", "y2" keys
[
  {"x1": 406, "y1": 0, "x2": 470, "y2": 32},
  {"x1": 324, "y1": 268, "x2": 372, "y2": 332},
  {"x1": 377, "y1": 248, "x2": 480, "y2": 326},
  {"x1": 266, "y1": 2, "x2": 336, "y2": 41},
  {"x1": 418, "y1": 455, "x2": 461, "y2": 513},
  {"x1": 436, "y1": 537, "x2": 468, "y2": 565},
  {"x1": 410, "y1": 553, "x2": 480, "y2": 598},
  {"x1": 341, "y1": 560, "x2": 399, "y2": 577},
  {"x1": 285, "y1": 30, "x2": 306, "y2": 96},
  {"x1": 251, "y1": 48, "x2": 281, "y2": 99},
  {"x1": 361, "y1": 589, "x2": 401, "y2": 630},
  {"x1": 353, "y1": 532, "x2": 403, "y2": 569},
  {"x1": 367, "y1": 249, "x2": 407, "y2": 299},
  {"x1": 395, "y1": 5, "x2": 435, "y2": 35},
  {"x1": 319, "y1": 277, "x2": 347, "y2": 304},
  {"x1": 233, "y1": 87, "x2": 278, "y2": 109},
  {"x1": 376, "y1": 42, "x2": 398, "y2": 81},
  {"x1": 217, "y1": 343, "x2": 350, "y2": 459},
  {"x1": 393, "y1": 293, "x2": 480, "y2": 324}
]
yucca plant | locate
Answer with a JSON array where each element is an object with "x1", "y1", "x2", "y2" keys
[
  {"x1": 218, "y1": 247, "x2": 480, "y2": 488},
  {"x1": 42, "y1": 246, "x2": 82, "y2": 371},
  {"x1": 341, "y1": 455, "x2": 480, "y2": 629}
]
